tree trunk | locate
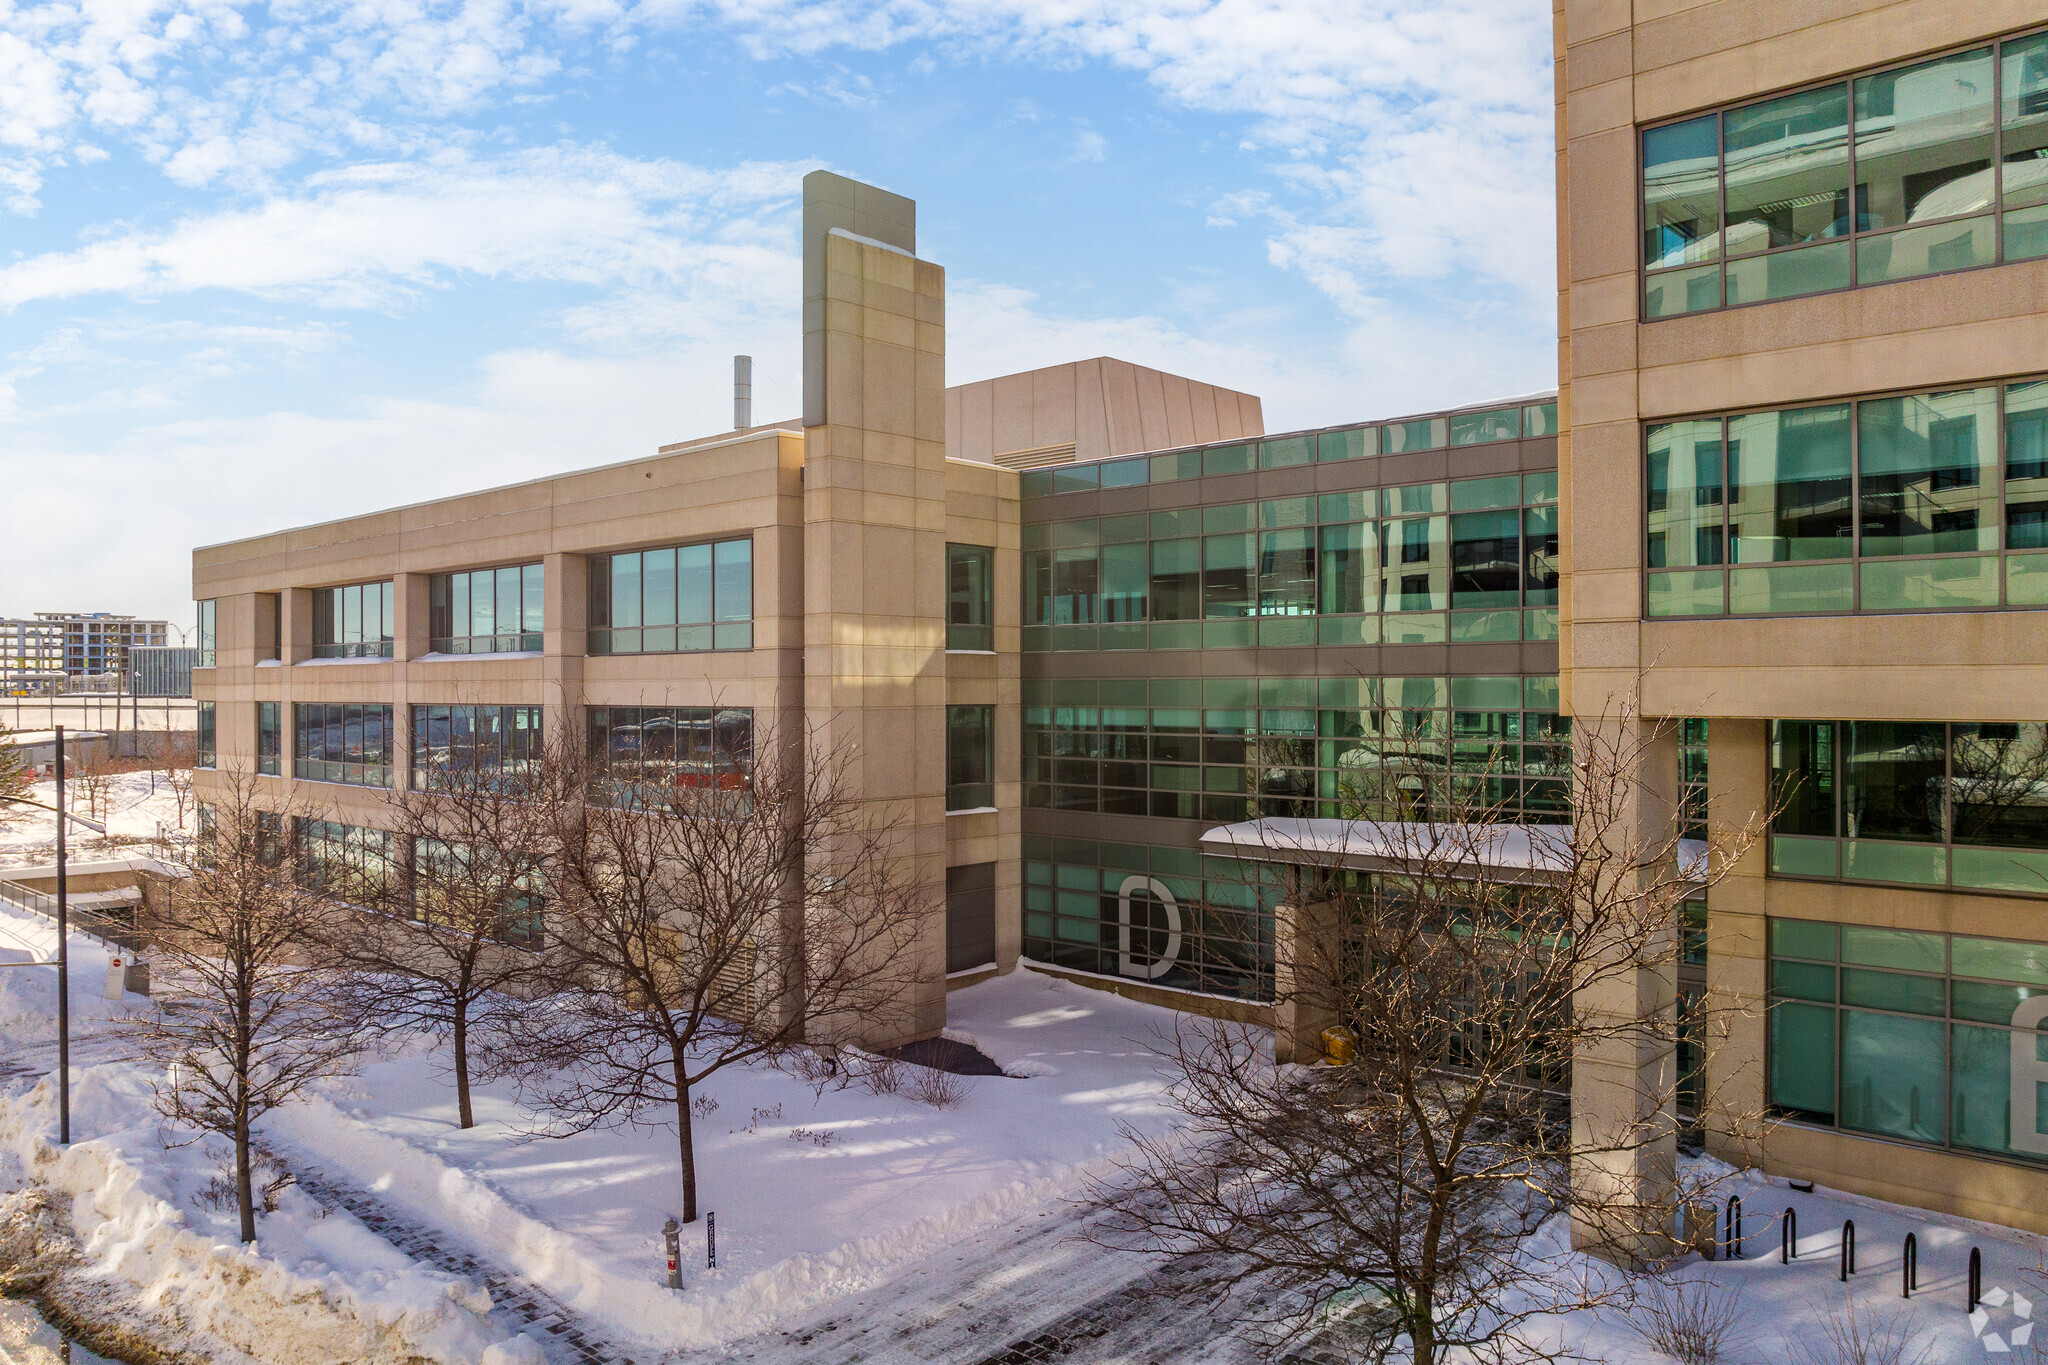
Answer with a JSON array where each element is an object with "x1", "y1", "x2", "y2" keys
[
  {"x1": 453, "y1": 1007, "x2": 474, "y2": 1130},
  {"x1": 234, "y1": 1104, "x2": 256, "y2": 1244},
  {"x1": 675, "y1": 1055, "x2": 698, "y2": 1223}
]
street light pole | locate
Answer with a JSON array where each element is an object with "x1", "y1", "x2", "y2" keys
[{"x1": 55, "y1": 724, "x2": 69, "y2": 1145}]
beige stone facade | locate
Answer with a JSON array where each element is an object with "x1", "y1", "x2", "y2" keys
[
  {"x1": 946, "y1": 358, "x2": 1264, "y2": 469},
  {"x1": 192, "y1": 173, "x2": 1032, "y2": 1049},
  {"x1": 1558, "y1": 0, "x2": 2048, "y2": 1235}
]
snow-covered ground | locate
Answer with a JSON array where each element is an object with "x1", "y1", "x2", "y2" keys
[
  {"x1": 3, "y1": 885, "x2": 2044, "y2": 1365},
  {"x1": 0, "y1": 771, "x2": 188, "y2": 868},
  {"x1": 263, "y1": 968, "x2": 1186, "y2": 1351}
]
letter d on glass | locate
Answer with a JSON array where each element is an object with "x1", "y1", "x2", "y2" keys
[
  {"x1": 2011, "y1": 998, "x2": 2048, "y2": 1157},
  {"x1": 1117, "y1": 876, "x2": 1182, "y2": 980}
]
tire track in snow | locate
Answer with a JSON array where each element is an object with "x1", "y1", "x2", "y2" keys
[
  {"x1": 727, "y1": 1201, "x2": 1263, "y2": 1365},
  {"x1": 279, "y1": 1161, "x2": 627, "y2": 1365}
]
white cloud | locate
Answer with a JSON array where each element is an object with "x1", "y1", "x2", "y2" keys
[
  {"x1": 1069, "y1": 126, "x2": 1106, "y2": 162},
  {"x1": 0, "y1": 147, "x2": 808, "y2": 309}
]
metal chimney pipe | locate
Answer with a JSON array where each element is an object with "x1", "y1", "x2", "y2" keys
[{"x1": 733, "y1": 355, "x2": 753, "y2": 430}]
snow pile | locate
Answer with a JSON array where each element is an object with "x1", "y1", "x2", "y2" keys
[
  {"x1": 0, "y1": 1069, "x2": 515, "y2": 1365},
  {"x1": 0, "y1": 899, "x2": 519, "y2": 1365}
]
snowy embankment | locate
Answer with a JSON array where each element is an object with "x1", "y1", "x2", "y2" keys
[
  {"x1": 0, "y1": 906, "x2": 532, "y2": 1365},
  {"x1": 0, "y1": 771, "x2": 188, "y2": 869},
  {"x1": 261, "y1": 968, "x2": 1189, "y2": 1350}
]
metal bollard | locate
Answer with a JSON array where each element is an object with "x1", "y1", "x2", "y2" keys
[
  {"x1": 707, "y1": 1212, "x2": 717, "y2": 1269},
  {"x1": 1782, "y1": 1206, "x2": 1797, "y2": 1264},
  {"x1": 1970, "y1": 1246, "x2": 1982, "y2": 1310},
  {"x1": 663, "y1": 1217, "x2": 682, "y2": 1290},
  {"x1": 1724, "y1": 1196, "x2": 1743, "y2": 1260},
  {"x1": 1902, "y1": 1232, "x2": 1917, "y2": 1299},
  {"x1": 1840, "y1": 1219, "x2": 1856, "y2": 1282}
]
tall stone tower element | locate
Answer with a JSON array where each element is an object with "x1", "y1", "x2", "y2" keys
[{"x1": 801, "y1": 170, "x2": 950, "y2": 1045}]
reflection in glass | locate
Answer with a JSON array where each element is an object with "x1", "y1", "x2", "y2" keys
[
  {"x1": 946, "y1": 543, "x2": 995, "y2": 648},
  {"x1": 1257, "y1": 529, "x2": 1315, "y2": 616},
  {"x1": 1853, "y1": 49, "x2": 1994, "y2": 230},
  {"x1": 1203, "y1": 534, "x2": 1256, "y2": 618},
  {"x1": 1727, "y1": 404, "x2": 1852, "y2": 561},
  {"x1": 1449, "y1": 510, "x2": 1520, "y2": 609},
  {"x1": 2003, "y1": 33, "x2": 2048, "y2": 209},
  {"x1": 1523, "y1": 506, "x2": 1560, "y2": 606},
  {"x1": 1857, "y1": 388, "x2": 1999, "y2": 555},
  {"x1": 1723, "y1": 84, "x2": 1851, "y2": 255},
  {"x1": 1646, "y1": 419, "x2": 1725, "y2": 567},
  {"x1": 1643, "y1": 114, "x2": 1722, "y2": 268},
  {"x1": 1842, "y1": 720, "x2": 1945, "y2": 842},
  {"x1": 1950, "y1": 723, "x2": 2048, "y2": 849},
  {"x1": 1149, "y1": 539, "x2": 1201, "y2": 621},
  {"x1": 1771, "y1": 720, "x2": 1837, "y2": 837},
  {"x1": 2009, "y1": 382, "x2": 2048, "y2": 549},
  {"x1": 1381, "y1": 516, "x2": 1449, "y2": 611}
]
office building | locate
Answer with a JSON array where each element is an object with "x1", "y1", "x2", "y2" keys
[{"x1": 1558, "y1": 0, "x2": 2048, "y2": 1234}]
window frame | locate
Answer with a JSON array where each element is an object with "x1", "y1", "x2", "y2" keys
[
  {"x1": 587, "y1": 538, "x2": 754, "y2": 656},
  {"x1": 1644, "y1": 375, "x2": 2048, "y2": 617},
  {"x1": 946, "y1": 704, "x2": 997, "y2": 813},
  {"x1": 1640, "y1": 27, "x2": 2045, "y2": 320}
]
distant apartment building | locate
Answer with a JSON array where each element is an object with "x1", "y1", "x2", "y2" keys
[{"x1": 2, "y1": 612, "x2": 171, "y2": 681}]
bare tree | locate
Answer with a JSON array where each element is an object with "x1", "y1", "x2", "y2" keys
[
  {"x1": 1088, "y1": 691, "x2": 1769, "y2": 1364},
  {"x1": 121, "y1": 770, "x2": 361, "y2": 1243},
  {"x1": 314, "y1": 722, "x2": 569, "y2": 1129},
  {"x1": 0, "y1": 722, "x2": 33, "y2": 828},
  {"x1": 510, "y1": 715, "x2": 925, "y2": 1223},
  {"x1": 74, "y1": 752, "x2": 116, "y2": 823}
]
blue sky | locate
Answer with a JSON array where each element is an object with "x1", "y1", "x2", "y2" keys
[{"x1": 0, "y1": 0, "x2": 1557, "y2": 629}]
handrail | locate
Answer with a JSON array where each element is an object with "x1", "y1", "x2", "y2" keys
[{"x1": 0, "y1": 878, "x2": 133, "y2": 953}]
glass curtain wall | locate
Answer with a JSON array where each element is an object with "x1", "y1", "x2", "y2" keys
[
  {"x1": 1016, "y1": 402, "x2": 1558, "y2": 500},
  {"x1": 429, "y1": 564, "x2": 543, "y2": 653},
  {"x1": 1770, "y1": 719, "x2": 2048, "y2": 892},
  {"x1": 292, "y1": 703, "x2": 395, "y2": 787},
  {"x1": 588, "y1": 539, "x2": 752, "y2": 654},
  {"x1": 1647, "y1": 380, "x2": 2048, "y2": 615},
  {"x1": 196, "y1": 702, "x2": 216, "y2": 768},
  {"x1": 311, "y1": 582, "x2": 396, "y2": 658},
  {"x1": 1024, "y1": 473, "x2": 1560, "y2": 652},
  {"x1": 1024, "y1": 675, "x2": 1567, "y2": 825},
  {"x1": 946, "y1": 543, "x2": 994, "y2": 650},
  {"x1": 1023, "y1": 832, "x2": 1277, "y2": 1001},
  {"x1": 1768, "y1": 919, "x2": 2048, "y2": 1164},
  {"x1": 1644, "y1": 30, "x2": 2048, "y2": 318}
]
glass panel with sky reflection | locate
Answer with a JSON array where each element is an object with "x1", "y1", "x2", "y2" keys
[
  {"x1": 1857, "y1": 388, "x2": 1999, "y2": 556},
  {"x1": 1723, "y1": 84, "x2": 1851, "y2": 255},
  {"x1": 2003, "y1": 33, "x2": 2048, "y2": 209},
  {"x1": 1646, "y1": 419, "x2": 1726, "y2": 567},
  {"x1": 1853, "y1": 49, "x2": 1995, "y2": 231},
  {"x1": 1728, "y1": 405, "x2": 1853, "y2": 562},
  {"x1": 1643, "y1": 115, "x2": 1723, "y2": 269},
  {"x1": 2008, "y1": 381, "x2": 2048, "y2": 550}
]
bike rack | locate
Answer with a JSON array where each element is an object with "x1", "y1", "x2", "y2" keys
[
  {"x1": 1724, "y1": 1196, "x2": 1743, "y2": 1260},
  {"x1": 1840, "y1": 1219, "x2": 1856, "y2": 1282},
  {"x1": 1782, "y1": 1206, "x2": 1797, "y2": 1264},
  {"x1": 1970, "y1": 1246, "x2": 1982, "y2": 1311},
  {"x1": 1902, "y1": 1233, "x2": 1917, "y2": 1299}
]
